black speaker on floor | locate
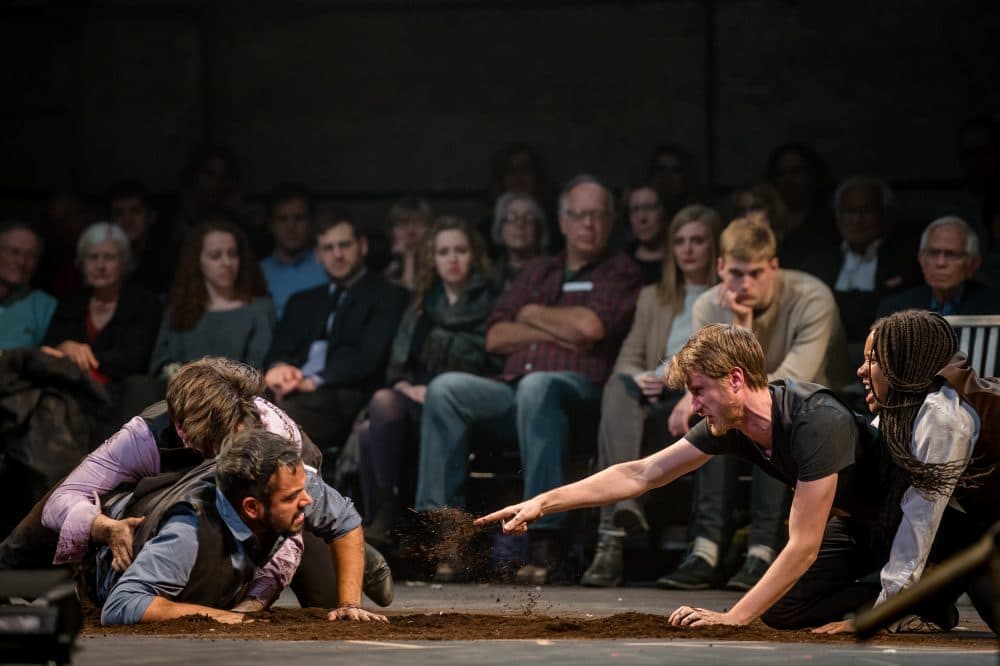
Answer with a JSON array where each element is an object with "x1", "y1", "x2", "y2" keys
[{"x1": 0, "y1": 569, "x2": 82, "y2": 665}]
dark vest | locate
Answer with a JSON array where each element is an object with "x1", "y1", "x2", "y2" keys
[
  {"x1": 936, "y1": 353, "x2": 1000, "y2": 522},
  {"x1": 123, "y1": 460, "x2": 273, "y2": 610},
  {"x1": 139, "y1": 401, "x2": 207, "y2": 472},
  {"x1": 772, "y1": 379, "x2": 886, "y2": 525}
]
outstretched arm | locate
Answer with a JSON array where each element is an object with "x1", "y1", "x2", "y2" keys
[
  {"x1": 326, "y1": 527, "x2": 387, "y2": 622},
  {"x1": 669, "y1": 473, "x2": 837, "y2": 627},
  {"x1": 475, "y1": 440, "x2": 711, "y2": 533}
]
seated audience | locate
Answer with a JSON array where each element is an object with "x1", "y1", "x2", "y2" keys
[
  {"x1": 414, "y1": 174, "x2": 641, "y2": 585},
  {"x1": 259, "y1": 183, "x2": 327, "y2": 318},
  {"x1": 622, "y1": 183, "x2": 668, "y2": 285},
  {"x1": 722, "y1": 182, "x2": 790, "y2": 242},
  {"x1": 490, "y1": 191, "x2": 549, "y2": 288},
  {"x1": 96, "y1": 429, "x2": 386, "y2": 625},
  {"x1": 877, "y1": 216, "x2": 1000, "y2": 316},
  {"x1": 360, "y1": 217, "x2": 499, "y2": 547},
  {"x1": 265, "y1": 212, "x2": 408, "y2": 455},
  {"x1": 36, "y1": 191, "x2": 94, "y2": 300},
  {"x1": 0, "y1": 220, "x2": 56, "y2": 350},
  {"x1": 659, "y1": 217, "x2": 845, "y2": 593},
  {"x1": 43, "y1": 222, "x2": 160, "y2": 386},
  {"x1": 646, "y1": 144, "x2": 703, "y2": 221},
  {"x1": 581, "y1": 204, "x2": 722, "y2": 587},
  {"x1": 791, "y1": 177, "x2": 921, "y2": 344},
  {"x1": 765, "y1": 141, "x2": 837, "y2": 257},
  {"x1": 108, "y1": 180, "x2": 176, "y2": 297},
  {"x1": 150, "y1": 219, "x2": 274, "y2": 378},
  {"x1": 486, "y1": 142, "x2": 557, "y2": 251},
  {"x1": 383, "y1": 196, "x2": 432, "y2": 291}
]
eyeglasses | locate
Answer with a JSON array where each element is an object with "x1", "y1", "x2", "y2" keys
[
  {"x1": 502, "y1": 212, "x2": 537, "y2": 226},
  {"x1": 563, "y1": 208, "x2": 611, "y2": 224},
  {"x1": 921, "y1": 248, "x2": 968, "y2": 262}
]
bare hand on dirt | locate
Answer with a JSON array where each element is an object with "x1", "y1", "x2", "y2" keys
[
  {"x1": 327, "y1": 605, "x2": 389, "y2": 623},
  {"x1": 668, "y1": 605, "x2": 740, "y2": 627},
  {"x1": 90, "y1": 514, "x2": 145, "y2": 571},
  {"x1": 474, "y1": 499, "x2": 543, "y2": 534},
  {"x1": 213, "y1": 611, "x2": 251, "y2": 624},
  {"x1": 811, "y1": 620, "x2": 854, "y2": 634}
]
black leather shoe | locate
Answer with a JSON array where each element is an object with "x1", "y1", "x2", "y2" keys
[
  {"x1": 612, "y1": 504, "x2": 649, "y2": 550},
  {"x1": 657, "y1": 554, "x2": 716, "y2": 590},
  {"x1": 362, "y1": 543, "x2": 394, "y2": 607},
  {"x1": 580, "y1": 533, "x2": 624, "y2": 587},
  {"x1": 725, "y1": 555, "x2": 770, "y2": 591}
]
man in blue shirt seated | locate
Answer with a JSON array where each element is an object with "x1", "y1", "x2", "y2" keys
[
  {"x1": 97, "y1": 428, "x2": 388, "y2": 625},
  {"x1": 0, "y1": 219, "x2": 56, "y2": 350}
]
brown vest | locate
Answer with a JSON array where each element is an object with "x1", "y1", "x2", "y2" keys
[{"x1": 936, "y1": 353, "x2": 1000, "y2": 523}]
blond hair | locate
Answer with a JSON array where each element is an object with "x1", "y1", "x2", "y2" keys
[
  {"x1": 666, "y1": 323, "x2": 768, "y2": 391},
  {"x1": 656, "y1": 204, "x2": 722, "y2": 306},
  {"x1": 720, "y1": 216, "x2": 777, "y2": 263},
  {"x1": 165, "y1": 357, "x2": 265, "y2": 456}
]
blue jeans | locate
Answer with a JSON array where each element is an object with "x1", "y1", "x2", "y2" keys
[{"x1": 415, "y1": 371, "x2": 601, "y2": 530}]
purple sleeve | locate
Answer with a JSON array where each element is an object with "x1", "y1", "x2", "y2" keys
[
  {"x1": 43, "y1": 417, "x2": 162, "y2": 564},
  {"x1": 245, "y1": 534, "x2": 304, "y2": 607}
]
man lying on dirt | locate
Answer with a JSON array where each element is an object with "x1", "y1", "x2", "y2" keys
[
  {"x1": 478, "y1": 323, "x2": 898, "y2": 629},
  {"x1": 97, "y1": 428, "x2": 387, "y2": 625}
]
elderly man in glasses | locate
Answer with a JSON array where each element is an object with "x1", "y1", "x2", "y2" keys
[
  {"x1": 414, "y1": 174, "x2": 642, "y2": 585},
  {"x1": 876, "y1": 216, "x2": 1000, "y2": 317}
]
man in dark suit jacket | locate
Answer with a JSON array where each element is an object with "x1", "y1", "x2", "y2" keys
[
  {"x1": 877, "y1": 216, "x2": 1000, "y2": 317},
  {"x1": 785, "y1": 177, "x2": 921, "y2": 343},
  {"x1": 265, "y1": 211, "x2": 407, "y2": 455}
]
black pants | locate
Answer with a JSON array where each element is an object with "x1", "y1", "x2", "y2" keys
[
  {"x1": 289, "y1": 531, "x2": 341, "y2": 608},
  {"x1": 279, "y1": 387, "x2": 366, "y2": 455},
  {"x1": 358, "y1": 388, "x2": 422, "y2": 519},
  {"x1": 763, "y1": 516, "x2": 884, "y2": 629}
]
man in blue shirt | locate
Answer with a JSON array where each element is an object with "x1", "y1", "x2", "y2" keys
[
  {"x1": 259, "y1": 184, "x2": 328, "y2": 318},
  {"x1": 98, "y1": 428, "x2": 388, "y2": 625},
  {"x1": 0, "y1": 220, "x2": 56, "y2": 350}
]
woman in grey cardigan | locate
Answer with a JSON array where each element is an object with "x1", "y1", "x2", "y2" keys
[
  {"x1": 150, "y1": 218, "x2": 274, "y2": 378},
  {"x1": 581, "y1": 203, "x2": 722, "y2": 587}
]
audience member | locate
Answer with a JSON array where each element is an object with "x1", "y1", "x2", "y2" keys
[
  {"x1": 877, "y1": 216, "x2": 1000, "y2": 316},
  {"x1": 722, "y1": 182, "x2": 790, "y2": 242},
  {"x1": 36, "y1": 190, "x2": 95, "y2": 300},
  {"x1": 96, "y1": 429, "x2": 386, "y2": 625},
  {"x1": 581, "y1": 204, "x2": 722, "y2": 587},
  {"x1": 360, "y1": 217, "x2": 499, "y2": 547},
  {"x1": 935, "y1": 115, "x2": 998, "y2": 241},
  {"x1": 383, "y1": 197, "x2": 432, "y2": 291},
  {"x1": 646, "y1": 144, "x2": 703, "y2": 220},
  {"x1": 0, "y1": 220, "x2": 56, "y2": 350},
  {"x1": 486, "y1": 142, "x2": 558, "y2": 251},
  {"x1": 765, "y1": 142, "x2": 837, "y2": 256},
  {"x1": 415, "y1": 174, "x2": 641, "y2": 585},
  {"x1": 794, "y1": 178, "x2": 921, "y2": 344},
  {"x1": 150, "y1": 218, "x2": 274, "y2": 378},
  {"x1": 660, "y1": 217, "x2": 845, "y2": 593},
  {"x1": 259, "y1": 183, "x2": 327, "y2": 318},
  {"x1": 265, "y1": 211, "x2": 408, "y2": 456},
  {"x1": 490, "y1": 192, "x2": 549, "y2": 288},
  {"x1": 43, "y1": 222, "x2": 160, "y2": 385},
  {"x1": 622, "y1": 183, "x2": 668, "y2": 285},
  {"x1": 108, "y1": 180, "x2": 176, "y2": 297}
]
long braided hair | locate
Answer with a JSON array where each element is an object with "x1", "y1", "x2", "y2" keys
[{"x1": 869, "y1": 309, "x2": 970, "y2": 496}]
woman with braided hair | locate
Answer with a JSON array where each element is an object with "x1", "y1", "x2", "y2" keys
[{"x1": 816, "y1": 309, "x2": 1000, "y2": 633}]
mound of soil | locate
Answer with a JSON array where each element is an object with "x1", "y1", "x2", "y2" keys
[{"x1": 83, "y1": 607, "x2": 997, "y2": 648}]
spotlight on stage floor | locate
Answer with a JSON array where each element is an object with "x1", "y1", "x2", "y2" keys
[{"x1": 0, "y1": 569, "x2": 82, "y2": 665}]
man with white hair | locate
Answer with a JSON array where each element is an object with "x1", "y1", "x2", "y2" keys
[
  {"x1": 876, "y1": 216, "x2": 1000, "y2": 316},
  {"x1": 787, "y1": 177, "x2": 920, "y2": 344}
]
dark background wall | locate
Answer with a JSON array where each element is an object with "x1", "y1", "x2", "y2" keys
[{"x1": 2, "y1": 0, "x2": 997, "y2": 225}]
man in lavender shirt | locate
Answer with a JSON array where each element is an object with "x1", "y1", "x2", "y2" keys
[{"x1": 0, "y1": 357, "x2": 393, "y2": 612}]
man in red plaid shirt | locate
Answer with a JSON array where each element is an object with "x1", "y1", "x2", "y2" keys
[{"x1": 414, "y1": 174, "x2": 642, "y2": 584}]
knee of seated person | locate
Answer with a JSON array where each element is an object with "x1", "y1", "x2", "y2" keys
[
  {"x1": 515, "y1": 371, "x2": 561, "y2": 397},
  {"x1": 426, "y1": 372, "x2": 472, "y2": 400},
  {"x1": 368, "y1": 387, "x2": 400, "y2": 418}
]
